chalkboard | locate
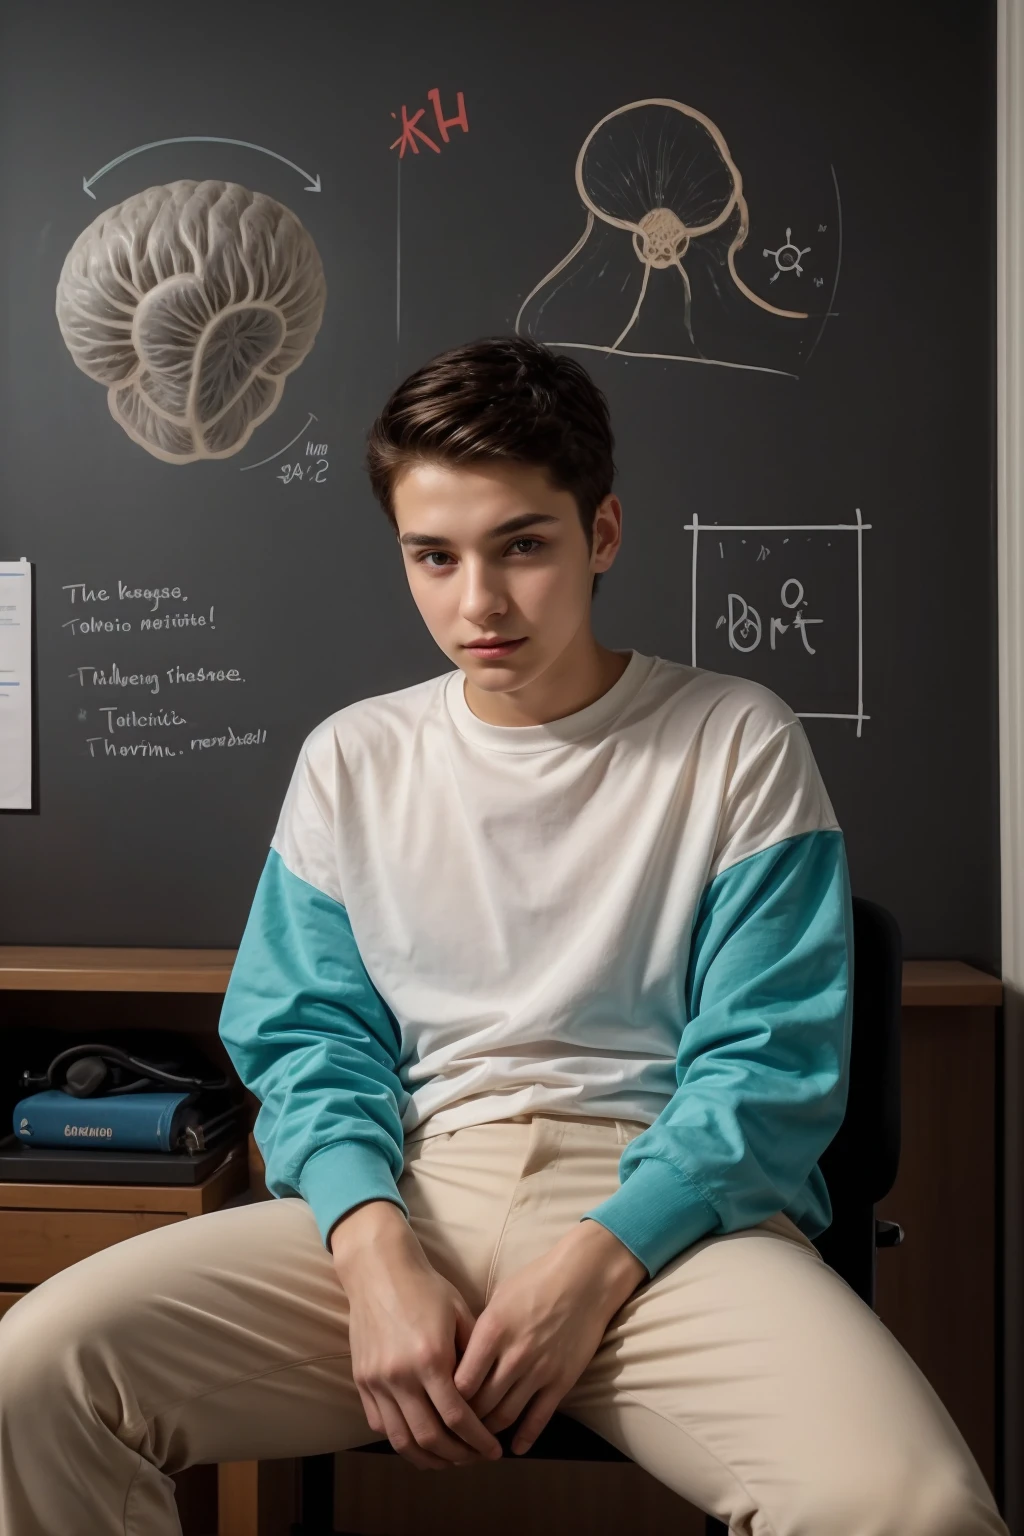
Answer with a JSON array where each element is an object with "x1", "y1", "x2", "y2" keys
[{"x1": 0, "y1": 0, "x2": 999, "y2": 967}]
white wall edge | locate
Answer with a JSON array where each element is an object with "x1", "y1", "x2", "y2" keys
[{"x1": 996, "y1": 0, "x2": 1023, "y2": 1525}]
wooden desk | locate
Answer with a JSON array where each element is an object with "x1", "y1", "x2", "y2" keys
[
  {"x1": 879, "y1": 959, "x2": 1004, "y2": 1501},
  {"x1": 0, "y1": 1157, "x2": 247, "y2": 1297},
  {"x1": 0, "y1": 946, "x2": 1001, "y2": 1004},
  {"x1": 0, "y1": 949, "x2": 1005, "y2": 1536}
]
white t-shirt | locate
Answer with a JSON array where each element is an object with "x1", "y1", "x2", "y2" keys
[{"x1": 271, "y1": 649, "x2": 839, "y2": 1142}]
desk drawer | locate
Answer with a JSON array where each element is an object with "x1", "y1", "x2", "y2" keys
[{"x1": 0, "y1": 1209, "x2": 183, "y2": 1283}]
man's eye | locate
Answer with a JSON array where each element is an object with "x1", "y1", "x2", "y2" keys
[{"x1": 417, "y1": 538, "x2": 544, "y2": 567}]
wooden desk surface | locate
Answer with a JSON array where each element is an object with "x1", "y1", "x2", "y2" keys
[
  {"x1": 0, "y1": 947, "x2": 236, "y2": 993},
  {"x1": 0, "y1": 948, "x2": 1005, "y2": 1006}
]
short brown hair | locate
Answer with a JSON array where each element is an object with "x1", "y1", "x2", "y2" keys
[{"x1": 365, "y1": 336, "x2": 615, "y2": 599}]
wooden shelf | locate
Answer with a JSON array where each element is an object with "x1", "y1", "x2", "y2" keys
[
  {"x1": 0, "y1": 947, "x2": 1005, "y2": 1007},
  {"x1": 0, "y1": 947, "x2": 236, "y2": 993},
  {"x1": 0, "y1": 1144, "x2": 248, "y2": 1214},
  {"x1": 900, "y1": 960, "x2": 1003, "y2": 1007}
]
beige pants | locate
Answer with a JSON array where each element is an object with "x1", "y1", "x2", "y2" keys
[{"x1": 0, "y1": 1113, "x2": 1008, "y2": 1535}]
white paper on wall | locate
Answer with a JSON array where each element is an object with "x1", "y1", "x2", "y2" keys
[{"x1": 0, "y1": 559, "x2": 33, "y2": 810}]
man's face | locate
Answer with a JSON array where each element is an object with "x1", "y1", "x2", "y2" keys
[{"x1": 393, "y1": 458, "x2": 610, "y2": 696}]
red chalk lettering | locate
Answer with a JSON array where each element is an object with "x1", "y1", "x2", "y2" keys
[
  {"x1": 427, "y1": 88, "x2": 469, "y2": 142},
  {"x1": 390, "y1": 104, "x2": 441, "y2": 157}
]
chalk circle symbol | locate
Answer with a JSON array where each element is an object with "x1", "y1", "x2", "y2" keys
[{"x1": 55, "y1": 180, "x2": 327, "y2": 464}]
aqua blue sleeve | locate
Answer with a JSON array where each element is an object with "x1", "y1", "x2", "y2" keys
[
  {"x1": 218, "y1": 847, "x2": 411, "y2": 1249},
  {"x1": 581, "y1": 826, "x2": 853, "y2": 1280}
]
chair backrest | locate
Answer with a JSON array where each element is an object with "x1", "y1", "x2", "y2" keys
[{"x1": 818, "y1": 895, "x2": 903, "y2": 1207}]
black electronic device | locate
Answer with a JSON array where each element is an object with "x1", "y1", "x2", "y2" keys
[{"x1": 17, "y1": 1043, "x2": 232, "y2": 1100}]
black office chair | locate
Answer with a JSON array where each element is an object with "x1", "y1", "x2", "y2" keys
[{"x1": 293, "y1": 896, "x2": 904, "y2": 1536}]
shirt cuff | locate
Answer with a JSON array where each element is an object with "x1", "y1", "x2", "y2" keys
[
  {"x1": 580, "y1": 1156, "x2": 719, "y2": 1279},
  {"x1": 298, "y1": 1140, "x2": 410, "y2": 1249}
]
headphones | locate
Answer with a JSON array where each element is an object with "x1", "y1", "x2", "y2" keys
[{"x1": 19, "y1": 1043, "x2": 232, "y2": 1100}]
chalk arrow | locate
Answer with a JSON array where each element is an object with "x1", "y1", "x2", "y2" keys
[{"x1": 82, "y1": 137, "x2": 322, "y2": 198}]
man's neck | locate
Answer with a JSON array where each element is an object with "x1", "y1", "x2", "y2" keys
[{"x1": 461, "y1": 643, "x2": 631, "y2": 729}]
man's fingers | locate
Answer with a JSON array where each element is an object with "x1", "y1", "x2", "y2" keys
[
  {"x1": 451, "y1": 1314, "x2": 491, "y2": 1399},
  {"x1": 464, "y1": 1363, "x2": 510, "y2": 1421},
  {"x1": 452, "y1": 1301, "x2": 478, "y2": 1364},
  {"x1": 354, "y1": 1385, "x2": 386, "y2": 1441},
  {"x1": 386, "y1": 1378, "x2": 500, "y2": 1467},
  {"x1": 509, "y1": 1387, "x2": 563, "y2": 1454},
  {"x1": 376, "y1": 1390, "x2": 450, "y2": 1470},
  {"x1": 425, "y1": 1376, "x2": 504, "y2": 1460},
  {"x1": 484, "y1": 1377, "x2": 550, "y2": 1438}
]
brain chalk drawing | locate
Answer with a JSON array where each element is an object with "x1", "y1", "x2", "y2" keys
[
  {"x1": 55, "y1": 180, "x2": 326, "y2": 463},
  {"x1": 516, "y1": 98, "x2": 808, "y2": 366}
]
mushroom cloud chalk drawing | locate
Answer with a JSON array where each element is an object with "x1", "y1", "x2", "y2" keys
[
  {"x1": 55, "y1": 180, "x2": 327, "y2": 463},
  {"x1": 516, "y1": 98, "x2": 826, "y2": 376}
]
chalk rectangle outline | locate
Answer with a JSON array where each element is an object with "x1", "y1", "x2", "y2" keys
[{"x1": 684, "y1": 511, "x2": 871, "y2": 737}]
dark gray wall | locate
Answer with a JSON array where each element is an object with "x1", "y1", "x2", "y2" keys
[{"x1": 0, "y1": 0, "x2": 999, "y2": 965}]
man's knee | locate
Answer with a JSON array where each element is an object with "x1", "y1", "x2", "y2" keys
[
  {"x1": 0, "y1": 1287, "x2": 77, "y2": 1403},
  {"x1": 0, "y1": 1271, "x2": 134, "y2": 1416}
]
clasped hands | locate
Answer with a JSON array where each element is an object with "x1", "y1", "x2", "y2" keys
[{"x1": 452, "y1": 1219, "x2": 647, "y2": 1457}]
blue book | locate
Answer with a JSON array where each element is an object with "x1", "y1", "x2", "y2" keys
[{"x1": 12, "y1": 1089, "x2": 199, "y2": 1153}]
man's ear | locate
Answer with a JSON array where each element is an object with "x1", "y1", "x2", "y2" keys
[{"x1": 592, "y1": 493, "x2": 623, "y2": 572}]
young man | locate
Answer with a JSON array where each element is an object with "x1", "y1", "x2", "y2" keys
[{"x1": 0, "y1": 338, "x2": 1007, "y2": 1535}]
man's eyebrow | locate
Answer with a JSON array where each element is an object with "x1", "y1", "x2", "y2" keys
[{"x1": 398, "y1": 513, "x2": 561, "y2": 549}]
